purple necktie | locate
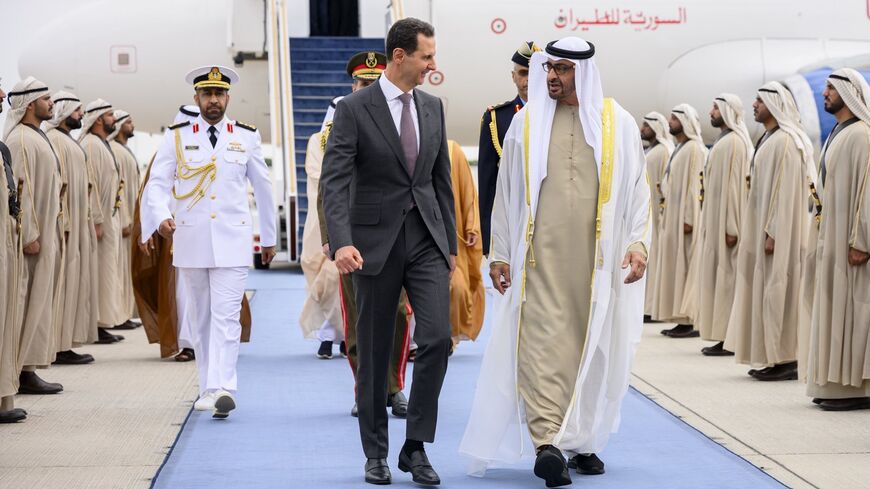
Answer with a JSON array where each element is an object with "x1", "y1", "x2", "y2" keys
[{"x1": 398, "y1": 92, "x2": 418, "y2": 177}]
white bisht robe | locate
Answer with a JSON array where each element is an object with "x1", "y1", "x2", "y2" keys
[
  {"x1": 459, "y1": 96, "x2": 649, "y2": 471},
  {"x1": 299, "y1": 131, "x2": 342, "y2": 339}
]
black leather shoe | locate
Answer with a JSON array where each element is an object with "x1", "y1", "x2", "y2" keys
[
  {"x1": 365, "y1": 458, "x2": 391, "y2": 485},
  {"x1": 112, "y1": 320, "x2": 140, "y2": 330},
  {"x1": 660, "y1": 324, "x2": 689, "y2": 336},
  {"x1": 351, "y1": 402, "x2": 359, "y2": 417},
  {"x1": 339, "y1": 341, "x2": 347, "y2": 358},
  {"x1": 533, "y1": 445, "x2": 571, "y2": 488},
  {"x1": 53, "y1": 350, "x2": 95, "y2": 365},
  {"x1": 398, "y1": 448, "x2": 440, "y2": 485},
  {"x1": 666, "y1": 324, "x2": 700, "y2": 338},
  {"x1": 18, "y1": 371, "x2": 63, "y2": 395},
  {"x1": 753, "y1": 361, "x2": 797, "y2": 381},
  {"x1": 570, "y1": 453, "x2": 605, "y2": 475},
  {"x1": 388, "y1": 391, "x2": 408, "y2": 418},
  {"x1": 701, "y1": 342, "x2": 734, "y2": 357},
  {"x1": 748, "y1": 367, "x2": 766, "y2": 377},
  {"x1": 0, "y1": 409, "x2": 26, "y2": 423},
  {"x1": 95, "y1": 327, "x2": 124, "y2": 344},
  {"x1": 818, "y1": 397, "x2": 870, "y2": 411}
]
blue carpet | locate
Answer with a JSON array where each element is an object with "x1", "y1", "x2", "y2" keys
[{"x1": 152, "y1": 269, "x2": 786, "y2": 489}]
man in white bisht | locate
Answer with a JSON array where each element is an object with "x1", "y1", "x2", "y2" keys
[
  {"x1": 695, "y1": 94, "x2": 753, "y2": 356},
  {"x1": 806, "y1": 68, "x2": 870, "y2": 410},
  {"x1": 459, "y1": 37, "x2": 650, "y2": 487},
  {"x1": 657, "y1": 104, "x2": 707, "y2": 337},
  {"x1": 639, "y1": 112, "x2": 673, "y2": 322},
  {"x1": 724, "y1": 81, "x2": 816, "y2": 382}
]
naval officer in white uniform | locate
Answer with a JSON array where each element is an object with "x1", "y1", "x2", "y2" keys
[{"x1": 140, "y1": 66, "x2": 276, "y2": 418}]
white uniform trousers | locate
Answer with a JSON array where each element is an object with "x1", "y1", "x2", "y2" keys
[
  {"x1": 175, "y1": 272, "x2": 194, "y2": 350},
  {"x1": 178, "y1": 267, "x2": 248, "y2": 396}
]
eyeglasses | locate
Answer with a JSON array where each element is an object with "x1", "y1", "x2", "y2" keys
[{"x1": 541, "y1": 62, "x2": 574, "y2": 75}]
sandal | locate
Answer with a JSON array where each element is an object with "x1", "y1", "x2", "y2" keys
[{"x1": 174, "y1": 348, "x2": 195, "y2": 362}]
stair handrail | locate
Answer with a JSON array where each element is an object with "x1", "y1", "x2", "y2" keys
[
  {"x1": 387, "y1": 0, "x2": 406, "y2": 27},
  {"x1": 267, "y1": 0, "x2": 298, "y2": 261}
]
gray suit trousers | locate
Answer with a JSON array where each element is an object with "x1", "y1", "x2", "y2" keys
[{"x1": 352, "y1": 207, "x2": 451, "y2": 459}]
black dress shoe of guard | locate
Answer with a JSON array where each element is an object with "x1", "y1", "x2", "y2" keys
[
  {"x1": 388, "y1": 391, "x2": 408, "y2": 418},
  {"x1": 701, "y1": 342, "x2": 734, "y2": 357},
  {"x1": 819, "y1": 397, "x2": 870, "y2": 411},
  {"x1": 365, "y1": 458, "x2": 391, "y2": 485},
  {"x1": 661, "y1": 324, "x2": 693, "y2": 336},
  {"x1": 570, "y1": 453, "x2": 605, "y2": 475},
  {"x1": 95, "y1": 327, "x2": 124, "y2": 344},
  {"x1": 398, "y1": 448, "x2": 440, "y2": 485},
  {"x1": 753, "y1": 361, "x2": 797, "y2": 381},
  {"x1": 18, "y1": 371, "x2": 63, "y2": 395},
  {"x1": 351, "y1": 402, "x2": 359, "y2": 417},
  {"x1": 53, "y1": 350, "x2": 95, "y2": 365},
  {"x1": 534, "y1": 445, "x2": 572, "y2": 487},
  {"x1": 748, "y1": 367, "x2": 765, "y2": 377},
  {"x1": 112, "y1": 320, "x2": 139, "y2": 330},
  {"x1": 667, "y1": 324, "x2": 700, "y2": 338},
  {"x1": 0, "y1": 409, "x2": 26, "y2": 423}
]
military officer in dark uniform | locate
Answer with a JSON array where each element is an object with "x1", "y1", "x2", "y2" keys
[{"x1": 477, "y1": 41, "x2": 540, "y2": 256}]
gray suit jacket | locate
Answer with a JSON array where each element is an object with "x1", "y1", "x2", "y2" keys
[{"x1": 321, "y1": 82, "x2": 457, "y2": 276}]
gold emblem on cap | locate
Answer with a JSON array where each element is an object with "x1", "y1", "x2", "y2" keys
[
  {"x1": 365, "y1": 52, "x2": 377, "y2": 68},
  {"x1": 208, "y1": 67, "x2": 221, "y2": 81}
]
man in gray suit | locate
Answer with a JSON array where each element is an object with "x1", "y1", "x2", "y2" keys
[{"x1": 321, "y1": 17, "x2": 456, "y2": 486}]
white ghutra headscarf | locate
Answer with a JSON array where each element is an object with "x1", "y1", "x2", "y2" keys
[
  {"x1": 757, "y1": 81, "x2": 815, "y2": 171},
  {"x1": 642, "y1": 111, "x2": 675, "y2": 153},
  {"x1": 108, "y1": 109, "x2": 130, "y2": 141},
  {"x1": 79, "y1": 99, "x2": 113, "y2": 142},
  {"x1": 43, "y1": 90, "x2": 82, "y2": 132},
  {"x1": 713, "y1": 93, "x2": 754, "y2": 162},
  {"x1": 525, "y1": 36, "x2": 603, "y2": 218},
  {"x1": 828, "y1": 68, "x2": 870, "y2": 125},
  {"x1": 3, "y1": 77, "x2": 50, "y2": 139}
]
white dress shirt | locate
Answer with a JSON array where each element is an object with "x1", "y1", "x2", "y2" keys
[{"x1": 379, "y1": 74, "x2": 420, "y2": 152}]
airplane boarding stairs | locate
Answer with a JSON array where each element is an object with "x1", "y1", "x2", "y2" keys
[{"x1": 289, "y1": 36, "x2": 386, "y2": 258}]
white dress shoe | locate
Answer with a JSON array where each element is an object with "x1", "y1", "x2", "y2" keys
[
  {"x1": 193, "y1": 392, "x2": 215, "y2": 411},
  {"x1": 213, "y1": 390, "x2": 236, "y2": 419}
]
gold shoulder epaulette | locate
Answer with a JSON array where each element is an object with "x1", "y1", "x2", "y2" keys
[
  {"x1": 168, "y1": 121, "x2": 190, "y2": 130},
  {"x1": 235, "y1": 121, "x2": 256, "y2": 132}
]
